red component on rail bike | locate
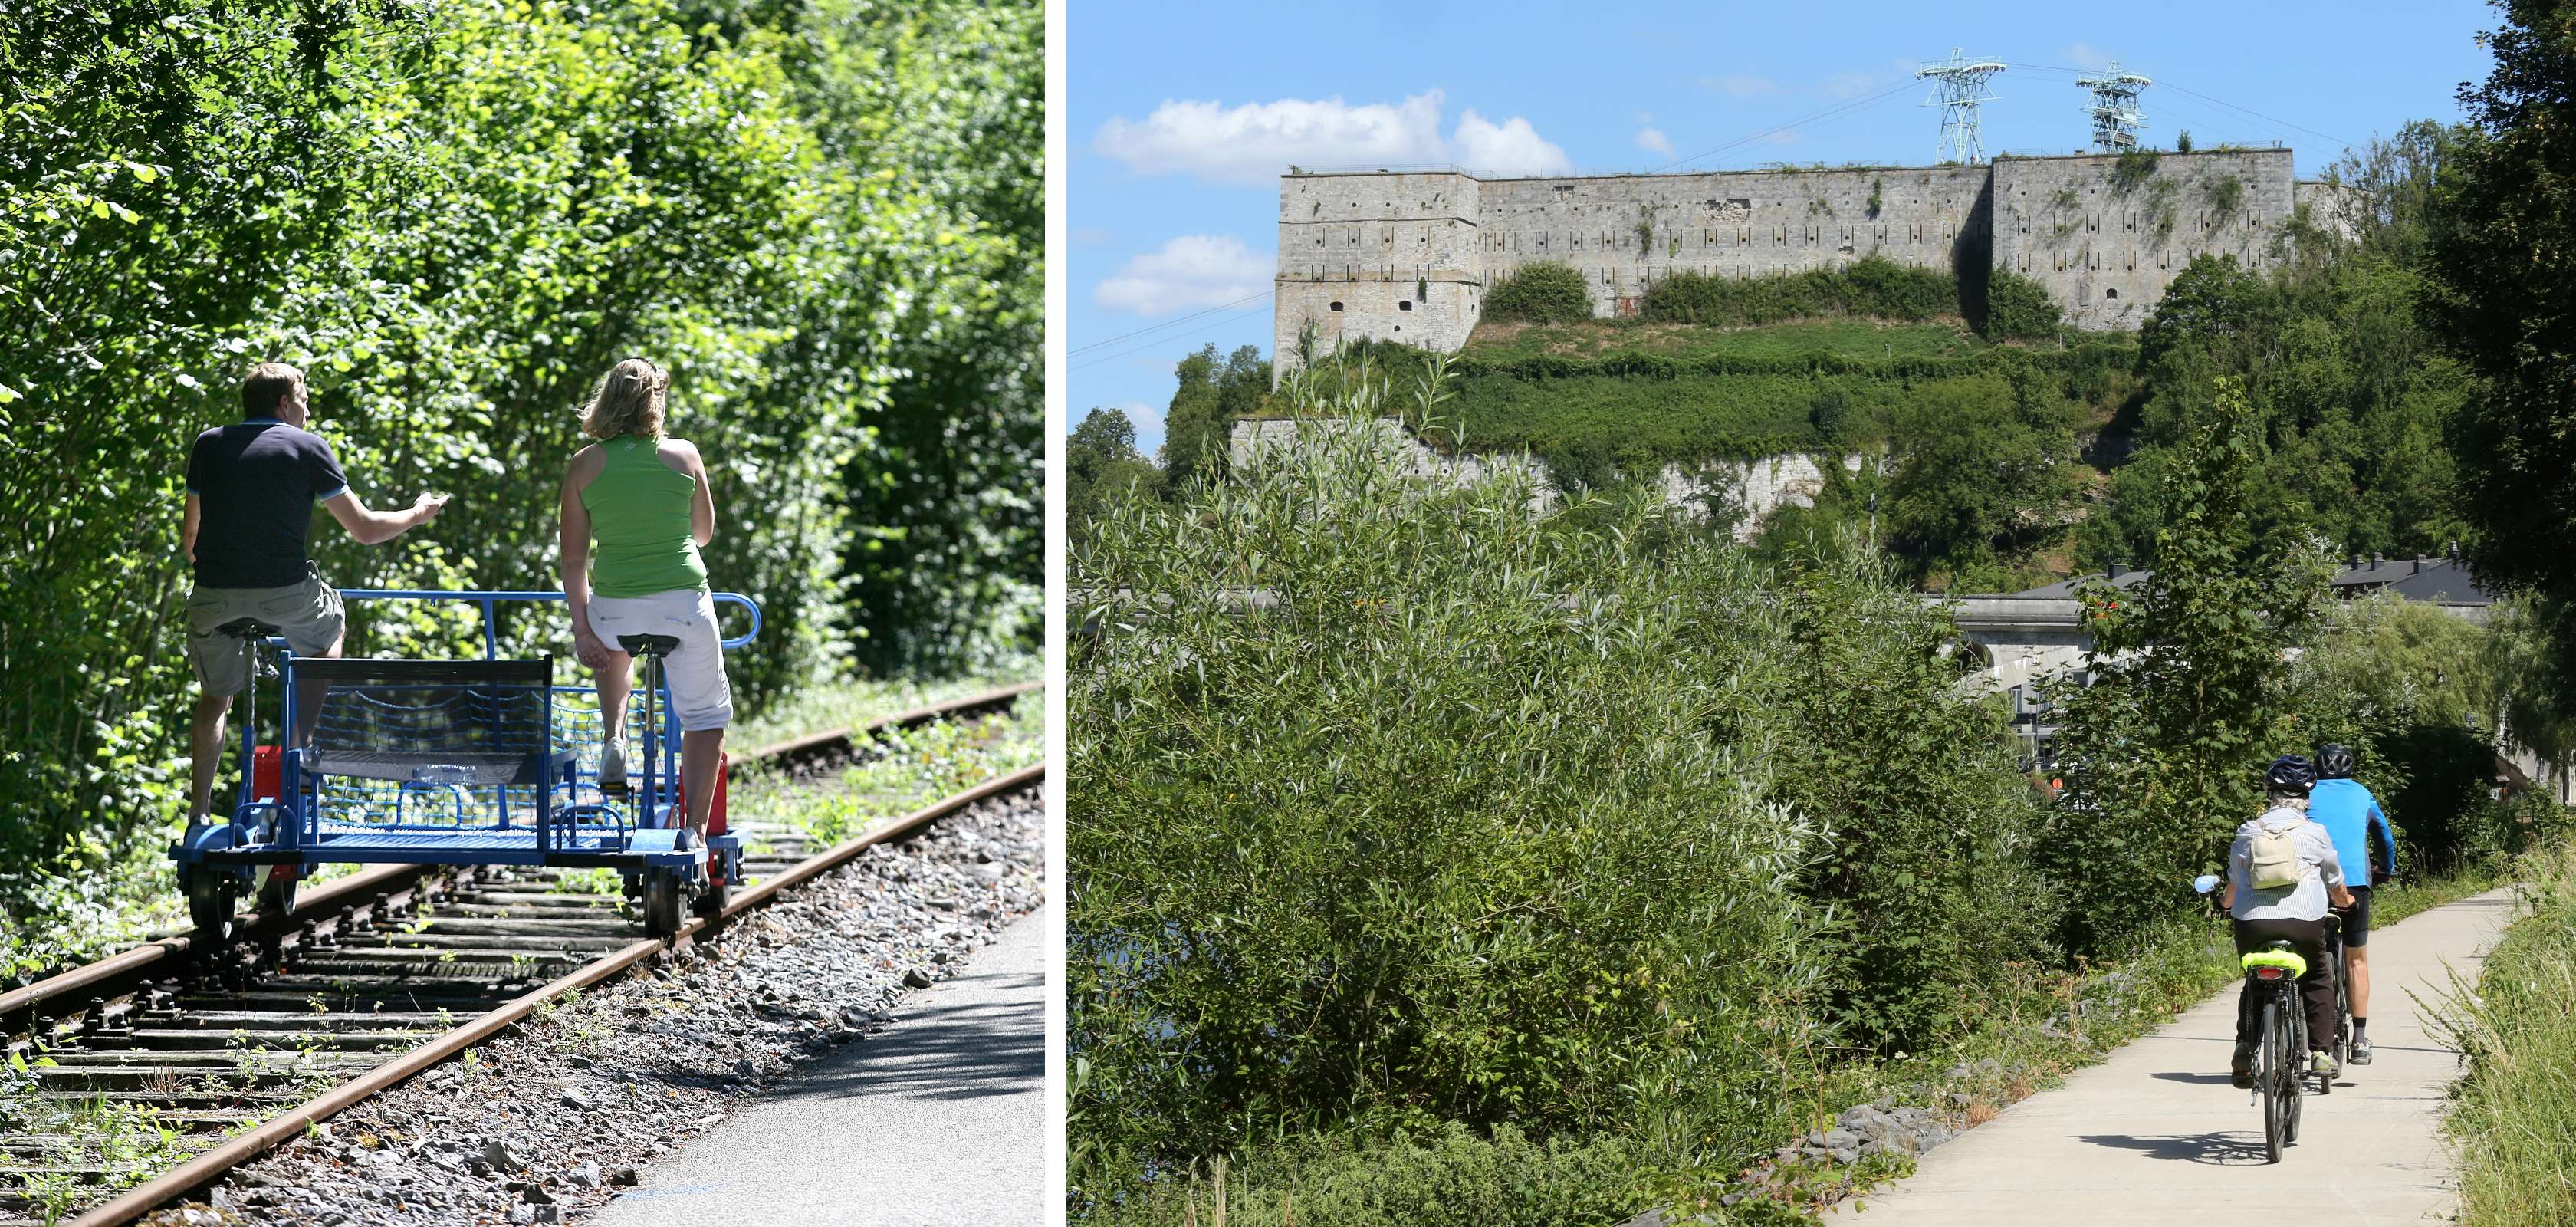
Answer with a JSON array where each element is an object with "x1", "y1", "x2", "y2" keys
[
  {"x1": 677, "y1": 752, "x2": 731, "y2": 883},
  {"x1": 251, "y1": 744, "x2": 281, "y2": 801},
  {"x1": 675, "y1": 751, "x2": 729, "y2": 836}
]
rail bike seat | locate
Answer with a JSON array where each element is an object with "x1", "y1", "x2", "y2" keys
[
  {"x1": 616, "y1": 633, "x2": 682, "y2": 659},
  {"x1": 215, "y1": 617, "x2": 284, "y2": 640}
]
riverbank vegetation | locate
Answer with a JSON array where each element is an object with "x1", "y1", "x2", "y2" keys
[{"x1": 1068, "y1": 348, "x2": 2550, "y2": 1225}]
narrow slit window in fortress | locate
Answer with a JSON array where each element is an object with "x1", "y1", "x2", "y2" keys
[
  {"x1": 2104, "y1": 288, "x2": 2118, "y2": 300},
  {"x1": 1398, "y1": 301, "x2": 1412, "y2": 311},
  {"x1": 1329, "y1": 301, "x2": 1343, "y2": 312}
]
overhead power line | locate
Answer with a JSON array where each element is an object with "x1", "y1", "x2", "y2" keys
[
  {"x1": 1071, "y1": 288, "x2": 1279, "y2": 357},
  {"x1": 1071, "y1": 298, "x2": 1276, "y2": 373},
  {"x1": 1653, "y1": 80, "x2": 1919, "y2": 173}
]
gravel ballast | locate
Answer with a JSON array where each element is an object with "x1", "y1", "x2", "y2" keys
[{"x1": 136, "y1": 786, "x2": 1044, "y2": 1227}]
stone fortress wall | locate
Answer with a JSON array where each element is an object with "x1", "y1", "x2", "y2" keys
[{"x1": 1273, "y1": 149, "x2": 2343, "y2": 367}]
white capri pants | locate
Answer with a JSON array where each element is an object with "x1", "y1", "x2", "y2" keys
[{"x1": 586, "y1": 588, "x2": 734, "y2": 731}]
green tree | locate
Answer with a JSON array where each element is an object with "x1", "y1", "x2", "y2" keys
[
  {"x1": 1157, "y1": 343, "x2": 1267, "y2": 492},
  {"x1": 2046, "y1": 377, "x2": 2334, "y2": 951},
  {"x1": 2424, "y1": 0, "x2": 2576, "y2": 692},
  {"x1": 1067, "y1": 407, "x2": 1159, "y2": 540},
  {"x1": 2086, "y1": 130, "x2": 2473, "y2": 574},
  {"x1": 1885, "y1": 369, "x2": 2078, "y2": 577}
]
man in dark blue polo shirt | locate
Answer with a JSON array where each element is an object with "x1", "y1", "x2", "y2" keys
[{"x1": 182, "y1": 362, "x2": 449, "y2": 827}]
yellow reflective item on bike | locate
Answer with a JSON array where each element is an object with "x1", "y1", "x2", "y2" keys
[{"x1": 2241, "y1": 949, "x2": 2308, "y2": 979}]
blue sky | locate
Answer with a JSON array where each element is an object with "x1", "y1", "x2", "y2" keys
[{"x1": 1070, "y1": 0, "x2": 2496, "y2": 455}]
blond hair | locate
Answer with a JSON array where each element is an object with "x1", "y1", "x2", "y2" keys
[
  {"x1": 580, "y1": 357, "x2": 667, "y2": 439},
  {"x1": 241, "y1": 362, "x2": 304, "y2": 417}
]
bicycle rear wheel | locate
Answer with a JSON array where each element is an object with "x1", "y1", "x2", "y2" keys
[
  {"x1": 2261, "y1": 997, "x2": 2286, "y2": 1163},
  {"x1": 2282, "y1": 989, "x2": 2306, "y2": 1143}
]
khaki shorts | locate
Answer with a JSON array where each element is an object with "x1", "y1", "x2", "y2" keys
[
  {"x1": 186, "y1": 567, "x2": 345, "y2": 698},
  {"x1": 586, "y1": 588, "x2": 734, "y2": 731}
]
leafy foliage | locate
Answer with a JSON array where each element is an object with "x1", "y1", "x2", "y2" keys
[
  {"x1": 0, "y1": 0, "x2": 1037, "y2": 919},
  {"x1": 2423, "y1": 0, "x2": 2576, "y2": 696},
  {"x1": 1481, "y1": 261, "x2": 1595, "y2": 324},
  {"x1": 1979, "y1": 269, "x2": 2065, "y2": 342},
  {"x1": 1159, "y1": 344, "x2": 1269, "y2": 488},
  {"x1": 1641, "y1": 256, "x2": 1957, "y2": 326},
  {"x1": 1884, "y1": 366, "x2": 2082, "y2": 574},
  {"x1": 1067, "y1": 408, "x2": 1162, "y2": 544},
  {"x1": 1072, "y1": 351, "x2": 2073, "y2": 1211},
  {"x1": 2088, "y1": 126, "x2": 2475, "y2": 573},
  {"x1": 2045, "y1": 378, "x2": 2336, "y2": 951}
]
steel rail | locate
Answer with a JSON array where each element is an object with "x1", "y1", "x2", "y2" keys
[{"x1": 65, "y1": 761, "x2": 1045, "y2": 1227}]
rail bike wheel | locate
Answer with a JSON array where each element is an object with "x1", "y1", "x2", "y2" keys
[
  {"x1": 2260, "y1": 997, "x2": 2287, "y2": 1163},
  {"x1": 185, "y1": 866, "x2": 235, "y2": 938},
  {"x1": 643, "y1": 870, "x2": 683, "y2": 937},
  {"x1": 692, "y1": 873, "x2": 730, "y2": 921}
]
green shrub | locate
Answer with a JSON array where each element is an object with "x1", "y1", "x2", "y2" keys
[
  {"x1": 1980, "y1": 269, "x2": 2065, "y2": 341},
  {"x1": 1073, "y1": 350, "x2": 2072, "y2": 1207},
  {"x1": 1484, "y1": 261, "x2": 1595, "y2": 323},
  {"x1": 1072, "y1": 359, "x2": 1831, "y2": 1190},
  {"x1": 1642, "y1": 256, "x2": 1958, "y2": 325}
]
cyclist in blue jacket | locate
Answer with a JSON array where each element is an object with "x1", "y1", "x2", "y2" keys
[{"x1": 2308, "y1": 743, "x2": 2398, "y2": 1065}]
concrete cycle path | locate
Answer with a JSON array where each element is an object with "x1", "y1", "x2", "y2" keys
[
  {"x1": 1829, "y1": 887, "x2": 2518, "y2": 1227},
  {"x1": 586, "y1": 913, "x2": 1045, "y2": 1227}
]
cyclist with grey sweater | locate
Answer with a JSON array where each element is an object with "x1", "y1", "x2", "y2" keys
[{"x1": 2221, "y1": 755, "x2": 2354, "y2": 1087}]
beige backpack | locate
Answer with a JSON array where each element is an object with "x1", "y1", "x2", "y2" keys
[{"x1": 2249, "y1": 820, "x2": 2303, "y2": 890}]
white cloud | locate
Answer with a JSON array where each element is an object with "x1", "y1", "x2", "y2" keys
[
  {"x1": 1705, "y1": 74, "x2": 1781, "y2": 98},
  {"x1": 2062, "y1": 42, "x2": 2114, "y2": 71},
  {"x1": 1093, "y1": 234, "x2": 1273, "y2": 317},
  {"x1": 1449, "y1": 109, "x2": 1572, "y2": 176},
  {"x1": 1635, "y1": 125, "x2": 1674, "y2": 158},
  {"x1": 1092, "y1": 90, "x2": 1566, "y2": 183}
]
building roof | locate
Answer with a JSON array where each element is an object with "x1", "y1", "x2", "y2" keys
[{"x1": 1996, "y1": 555, "x2": 2493, "y2": 606}]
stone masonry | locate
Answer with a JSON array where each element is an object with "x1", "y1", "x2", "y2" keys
[{"x1": 1274, "y1": 150, "x2": 2349, "y2": 369}]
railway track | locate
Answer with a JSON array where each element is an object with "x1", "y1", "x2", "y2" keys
[{"x1": 0, "y1": 682, "x2": 1042, "y2": 1227}]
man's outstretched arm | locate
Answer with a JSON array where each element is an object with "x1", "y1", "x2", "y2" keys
[{"x1": 324, "y1": 489, "x2": 446, "y2": 545}]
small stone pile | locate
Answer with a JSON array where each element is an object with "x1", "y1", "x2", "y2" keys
[{"x1": 137, "y1": 788, "x2": 1043, "y2": 1227}]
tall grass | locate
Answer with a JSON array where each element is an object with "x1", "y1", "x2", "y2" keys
[{"x1": 2436, "y1": 842, "x2": 2576, "y2": 1227}]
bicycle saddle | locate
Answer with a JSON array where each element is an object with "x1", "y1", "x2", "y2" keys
[
  {"x1": 215, "y1": 617, "x2": 283, "y2": 640},
  {"x1": 616, "y1": 633, "x2": 683, "y2": 658}
]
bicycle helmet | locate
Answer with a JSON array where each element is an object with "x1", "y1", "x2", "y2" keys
[
  {"x1": 2315, "y1": 743, "x2": 2356, "y2": 780},
  {"x1": 2265, "y1": 754, "x2": 2316, "y2": 798}
]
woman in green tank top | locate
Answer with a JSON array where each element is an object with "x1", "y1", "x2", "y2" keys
[{"x1": 558, "y1": 357, "x2": 733, "y2": 844}]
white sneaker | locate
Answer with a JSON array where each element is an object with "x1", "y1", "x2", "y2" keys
[
  {"x1": 2310, "y1": 1051, "x2": 2339, "y2": 1077},
  {"x1": 599, "y1": 736, "x2": 628, "y2": 795}
]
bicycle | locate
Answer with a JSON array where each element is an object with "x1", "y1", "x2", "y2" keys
[
  {"x1": 2320, "y1": 910, "x2": 2351, "y2": 1084},
  {"x1": 2195, "y1": 873, "x2": 2338, "y2": 1163}
]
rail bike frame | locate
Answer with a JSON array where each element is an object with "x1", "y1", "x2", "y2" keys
[{"x1": 170, "y1": 589, "x2": 759, "y2": 920}]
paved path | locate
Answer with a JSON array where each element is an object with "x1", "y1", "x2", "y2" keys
[
  {"x1": 1830, "y1": 887, "x2": 2518, "y2": 1227},
  {"x1": 586, "y1": 916, "x2": 1044, "y2": 1227}
]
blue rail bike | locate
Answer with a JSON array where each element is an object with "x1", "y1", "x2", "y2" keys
[{"x1": 170, "y1": 588, "x2": 760, "y2": 937}]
